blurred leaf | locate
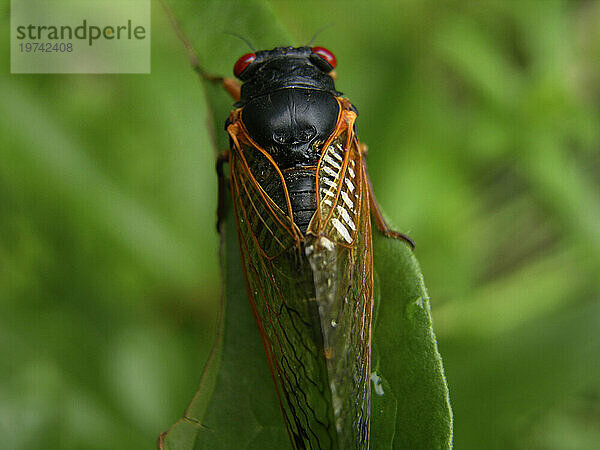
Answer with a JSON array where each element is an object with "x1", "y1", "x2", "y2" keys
[
  {"x1": 0, "y1": 76, "x2": 200, "y2": 288},
  {"x1": 444, "y1": 301, "x2": 600, "y2": 449},
  {"x1": 158, "y1": 3, "x2": 451, "y2": 448}
]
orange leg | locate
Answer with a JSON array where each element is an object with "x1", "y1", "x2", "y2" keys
[
  {"x1": 162, "y1": 0, "x2": 239, "y2": 229},
  {"x1": 360, "y1": 144, "x2": 415, "y2": 250},
  {"x1": 186, "y1": 51, "x2": 241, "y2": 102},
  {"x1": 161, "y1": 0, "x2": 241, "y2": 101}
]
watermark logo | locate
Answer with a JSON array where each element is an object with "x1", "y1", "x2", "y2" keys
[{"x1": 11, "y1": 0, "x2": 150, "y2": 74}]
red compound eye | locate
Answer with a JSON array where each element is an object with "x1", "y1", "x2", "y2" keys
[
  {"x1": 233, "y1": 52, "x2": 256, "y2": 77},
  {"x1": 312, "y1": 46, "x2": 337, "y2": 69}
]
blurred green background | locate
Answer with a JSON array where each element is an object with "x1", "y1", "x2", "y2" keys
[{"x1": 2, "y1": 0, "x2": 600, "y2": 448}]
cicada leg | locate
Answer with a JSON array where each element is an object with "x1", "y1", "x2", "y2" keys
[
  {"x1": 161, "y1": 0, "x2": 241, "y2": 101},
  {"x1": 187, "y1": 52, "x2": 241, "y2": 101},
  {"x1": 359, "y1": 143, "x2": 416, "y2": 250},
  {"x1": 162, "y1": 0, "x2": 240, "y2": 227}
]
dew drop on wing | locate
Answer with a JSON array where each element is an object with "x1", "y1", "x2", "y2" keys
[{"x1": 370, "y1": 372, "x2": 385, "y2": 396}]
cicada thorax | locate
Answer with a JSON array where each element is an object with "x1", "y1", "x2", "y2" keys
[{"x1": 232, "y1": 88, "x2": 341, "y2": 236}]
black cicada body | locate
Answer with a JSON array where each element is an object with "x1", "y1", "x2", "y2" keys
[{"x1": 220, "y1": 45, "x2": 412, "y2": 450}]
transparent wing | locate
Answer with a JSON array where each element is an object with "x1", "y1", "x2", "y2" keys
[
  {"x1": 229, "y1": 140, "x2": 339, "y2": 449},
  {"x1": 306, "y1": 108, "x2": 374, "y2": 448}
]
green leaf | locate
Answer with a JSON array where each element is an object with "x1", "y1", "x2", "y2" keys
[
  {"x1": 160, "y1": 200, "x2": 288, "y2": 450},
  {"x1": 159, "y1": 1, "x2": 452, "y2": 448},
  {"x1": 371, "y1": 233, "x2": 453, "y2": 449}
]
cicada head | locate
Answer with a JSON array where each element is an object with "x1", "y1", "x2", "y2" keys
[{"x1": 233, "y1": 46, "x2": 341, "y2": 105}]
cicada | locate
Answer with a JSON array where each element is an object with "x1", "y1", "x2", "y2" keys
[{"x1": 214, "y1": 45, "x2": 414, "y2": 449}]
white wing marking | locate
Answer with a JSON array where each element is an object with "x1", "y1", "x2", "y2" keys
[
  {"x1": 344, "y1": 178, "x2": 355, "y2": 193},
  {"x1": 324, "y1": 154, "x2": 341, "y2": 170},
  {"x1": 323, "y1": 166, "x2": 339, "y2": 179},
  {"x1": 340, "y1": 191, "x2": 354, "y2": 211},
  {"x1": 337, "y1": 205, "x2": 356, "y2": 231},
  {"x1": 331, "y1": 218, "x2": 352, "y2": 243}
]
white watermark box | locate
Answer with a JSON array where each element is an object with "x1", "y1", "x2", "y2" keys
[{"x1": 11, "y1": 0, "x2": 150, "y2": 73}]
